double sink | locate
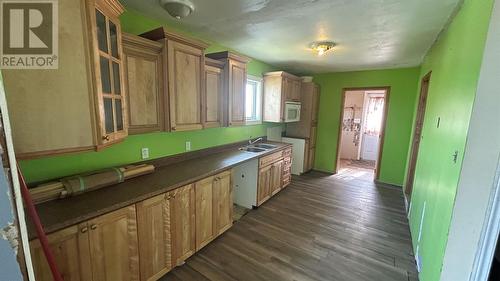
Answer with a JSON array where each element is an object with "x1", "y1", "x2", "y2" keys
[{"x1": 239, "y1": 143, "x2": 277, "y2": 153}]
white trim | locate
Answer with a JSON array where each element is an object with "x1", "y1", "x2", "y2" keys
[
  {"x1": 245, "y1": 74, "x2": 263, "y2": 125},
  {"x1": 470, "y1": 158, "x2": 500, "y2": 281},
  {"x1": 0, "y1": 72, "x2": 35, "y2": 280}
]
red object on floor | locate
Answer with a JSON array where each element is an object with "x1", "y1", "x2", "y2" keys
[{"x1": 17, "y1": 164, "x2": 63, "y2": 281}]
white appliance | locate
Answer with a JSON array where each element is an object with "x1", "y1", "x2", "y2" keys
[
  {"x1": 282, "y1": 137, "x2": 306, "y2": 175},
  {"x1": 233, "y1": 159, "x2": 259, "y2": 209},
  {"x1": 284, "y1": 102, "x2": 301, "y2": 122}
]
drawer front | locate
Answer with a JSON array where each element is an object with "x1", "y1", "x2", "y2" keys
[
  {"x1": 283, "y1": 147, "x2": 292, "y2": 158},
  {"x1": 259, "y1": 150, "x2": 284, "y2": 167}
]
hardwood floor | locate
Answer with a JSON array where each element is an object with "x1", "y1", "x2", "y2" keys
[{"x1": 160, "y1": 171, "x2": 418, "y2": 281}]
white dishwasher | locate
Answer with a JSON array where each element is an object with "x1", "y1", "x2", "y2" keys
[{"x1": 232, "y1": 159, "x2": 259, "y2": 209}]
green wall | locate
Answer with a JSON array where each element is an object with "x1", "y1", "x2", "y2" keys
[
  {"x1": 19, "y1": 9, "x2": 280, "y2": 184},
  {"x1": 313, "y1": 67, "x2": 420, "y2": 186},
  {"x1": 406, "y1": 1, "x2": 494, "y2": 281}
]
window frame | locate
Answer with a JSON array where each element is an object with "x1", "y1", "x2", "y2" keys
[{"x1": 245, "y1": 74, "x2": 263, "y2": 125}]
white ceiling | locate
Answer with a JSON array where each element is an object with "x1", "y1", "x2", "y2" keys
[{"x1": 122, "y1": 0, "x2": 460, "y2": 73}]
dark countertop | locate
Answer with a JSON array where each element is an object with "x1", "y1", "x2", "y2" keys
[{"x1": 28, "y1": 142, "x2": 292, "y2": 239}]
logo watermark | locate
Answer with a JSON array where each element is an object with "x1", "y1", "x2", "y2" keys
[{"x1": 0, "y1": 0, "x2": 58, "y2": 69}]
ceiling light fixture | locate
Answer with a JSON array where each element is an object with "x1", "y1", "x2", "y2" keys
[
  {"x1": 160, "y1": 0, "x2": 195, "y2": 19},
  {"x1": 310, "y1": 41, "x2": 336, "y2": 56}
]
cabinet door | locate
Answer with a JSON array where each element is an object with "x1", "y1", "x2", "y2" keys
[
  {"x1": 309, "y1": 147, "x2": 316, "y2": 171},
  {"x1": 30, "y1": 224, "x2": 92, "y2": 281},
  {"x1": 291, "y1": 80, "x2": 301, "y2": 101},
  {"x1": 91, "y1": 2, "x2": 128, "y2": 145},
  {"x1": 257, "y1": 165, "x2": 272, "y2": 206},
  {"x1": 168, "y1": 41, "x2": 204, "y2": 131},
  {"x1": 270, "y1": 160, "x2": 283, "y2": 195},
  {"x1": 312, "y1": 85, "x2": 320, "y2": 125},
  {"x1": 310, "y1": 126, "x2": 317, "y2": 147},
  {"x1": 123, "y1": 34, "x2": 165, "y2": 134},
  {"x1": 213, "y1": 170, "x2": 233, "y2": 235},
  {"x1": 195, "y1": 176, "x2": 215, "y2": 250},
  {"x1": 204, "y1": 64, "x2": 223, "y2": 128},
  {"x1": 136, "y1": 193, "x2": 172, "y2": 281},
  {"x1": 171, "y1": 184, "x2": 196, "y2": 265},
  {"x1": 228, "y1": 60, "x2": 247, "y2": 126},
  {"x1": 88, "y1": 205, "x2": 139, "y2": 281}
]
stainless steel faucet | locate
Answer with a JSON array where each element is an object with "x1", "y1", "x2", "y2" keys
[{"x1": 248, "y1": 137, "x2": 263, "y2": 145}]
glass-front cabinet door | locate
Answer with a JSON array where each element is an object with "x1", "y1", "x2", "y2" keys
[{"x1": 89, "y1": 0, "x2": 127, "y2": 146}]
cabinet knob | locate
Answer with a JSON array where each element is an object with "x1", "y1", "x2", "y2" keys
[
  {"x1": 80, "y1": 227, "x2": 88, "y2": 233},
  {"x1": 172, "y1": 127, "x2": 176, "y2": 131},
  {"x1": 90, "y1": 224, "x2": 98, "y2": 230},
  {"x1": 102, "y1": 135, "x2": 110, "y2": 141}
]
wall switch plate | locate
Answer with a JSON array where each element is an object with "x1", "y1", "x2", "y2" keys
[
  {"x1": 141, "y1": 148, "x2": 149, "y2": 159},
  {"x1": 185, "y1": 141, "x2": 191, "y2": 151}
]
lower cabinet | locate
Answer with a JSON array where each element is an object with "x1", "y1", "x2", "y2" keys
[
  {"x1": 257, "y1": 148, "x2": 292, "y2": 206},
  {"x1": 213, "y1": 170, "x2": 233, "y2": 235},
  {"x1": 257, "y1": 164, "x2": 272, "y2": 206},
  {"x1": 170, "y1": 184, "x2": 196, "y2": 266},
  {"x1": 30, "y1": 224, "x2": 92, "y2": 281},
  {"x1": 270, "y1": 160, "x2": 283, "y2": 196},
  {"x1": 30, "y1": 169, "x2": 234, "y2": 281},
  {"x1": 30, "y1": 206, "x2": 139, "y2": 281},
  {"x1": 195, "y1": 177, "x2": 215, "y2": 250},
  {"x1": 136, "y1": 193, "x2": 173, "y2": 281}
]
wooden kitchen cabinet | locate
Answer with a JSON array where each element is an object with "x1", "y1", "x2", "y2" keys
[
  {"x1": 263, "y1": 71, "x2": 302, "y2": 122},
  {"x1": 88, "y1": 205, "x2": 139, "y2": 281},
  {"x1": 257, "y1": 165, "x2": 272, "y2": 206},
  {"x1": 88, "y1": 0, "x2": 128, "y2": 146},
  {"x1": 204, "y1": 58, "x2": 225, "y2": 128},
  {"x1": 2, "y1": 0, "x2": 127, "y2": 158},
  {"x1": 141, "y1": 27, "x2": 209, "y2": 132},
  {"x1": 30, "y1": 205, "x2": 139, "y2": 281},
  {"x1": 213, "y1": 170, "x2": 233, "y2": 235},
  {"x1": 136, "y1": 193, "x2": 173, "y2": 281},
  {"x1": 123, "y1": 33, "x2": 165, "y2": 134},
  {"x1": 30, "y1": 224, "x2": 92, "y2": 281},
  {"x1": 286, "y1": 82, "x2": 320, "y2": 173},
  {"x1": 170, "y1": 184, "x2": 196, "y2": 265},
  {"x1": 206, "y1": 51, "x2": 250, "y2": 127},
  {"x1": 282, "y1": 148, "x2": 292, "y2": 188},
  {"x1": 270, "y1": 160, "x2": 284, "y2": 195},
  {"x1": 195, "y1": 176, "x2": 215, "y2": 250}
]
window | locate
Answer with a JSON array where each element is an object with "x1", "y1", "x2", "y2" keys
[{"x1": 245, "y1": 75, "x2": 263, "y2": 124}]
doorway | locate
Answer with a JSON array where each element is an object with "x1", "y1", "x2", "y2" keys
[
  {"x1": 405, "y1": 72, "x2": 431, "y2": 200},
  {"x1": 335, "y1": 87, "x2": 390, "y2": 180}
]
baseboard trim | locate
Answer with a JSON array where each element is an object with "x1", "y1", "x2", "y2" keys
[{"x1": 374, "y1": 180, "x2": 403, "y2": 190}]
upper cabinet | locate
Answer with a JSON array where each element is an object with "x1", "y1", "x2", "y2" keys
[
  {"x1": 2, "y1": 0, "x2": 127, "y2": 158},
  {"x1": 263, "y1": 71, "x2": 302, "y2": 123},
  {"x1": 206, "y1": 51, "x2": 250, "y2": 127},
  {"x1": 204, "y1": 58, "x2": 225, "y2": 128},
  {"x1": 141, "y1": 27, "x2": 209, "y2": 132},
  {"x1": 89, "y1": 0, "x2": 128, "y2": 145},
  {"x1": 123, "y1": 33, "x2": 165, "y2": 134}
]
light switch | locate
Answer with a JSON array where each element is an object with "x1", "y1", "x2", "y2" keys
[
  {"x1": 186, "y1": 141, "x2": 191, "y2": 151},
  {"x1": 141, "y1": 148, "x2": 149, "y2": 159}
]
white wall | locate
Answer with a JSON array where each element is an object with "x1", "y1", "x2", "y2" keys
[
  {"x1": 340, "y1": 91, "x2": 364, "y2": 160},
  {"x1": 440, "y1": 1, "x2": 500, "y2": 279}
]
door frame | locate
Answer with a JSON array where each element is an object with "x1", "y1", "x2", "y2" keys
[
  {"x1": 404, "y1": 72, "x2": 431, "y2": 199},
  {"x1": 334, "y1": 86, "x2": 391, "y2": 180}
]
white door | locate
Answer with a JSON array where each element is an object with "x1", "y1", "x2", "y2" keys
[{"x1": 361, "y1": 134, "x2": 379, "y2": 161}]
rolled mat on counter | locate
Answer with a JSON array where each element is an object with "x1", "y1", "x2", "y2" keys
[{"x1": 29, "y1": 164, "x2": 155, "y2": 204}]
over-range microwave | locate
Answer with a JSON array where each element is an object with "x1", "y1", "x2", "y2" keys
[{"x1": 284, "y1": 102, "x2": 301, "y2": 122}]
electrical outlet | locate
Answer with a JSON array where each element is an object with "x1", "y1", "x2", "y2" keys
[
  {"x1": 141, "y1": 148, "x2": 149, "y2": 159},
  {"x1": 185, "y1": 141, "x2": 191, "y2": 151}
]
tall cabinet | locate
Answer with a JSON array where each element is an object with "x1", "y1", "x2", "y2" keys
[
  {"x1": 286, "y1": 82, "x2": 320, "y2": 171},
  {"x1": 2, "y1": 0, "x2": 128, "y2": 158}
]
